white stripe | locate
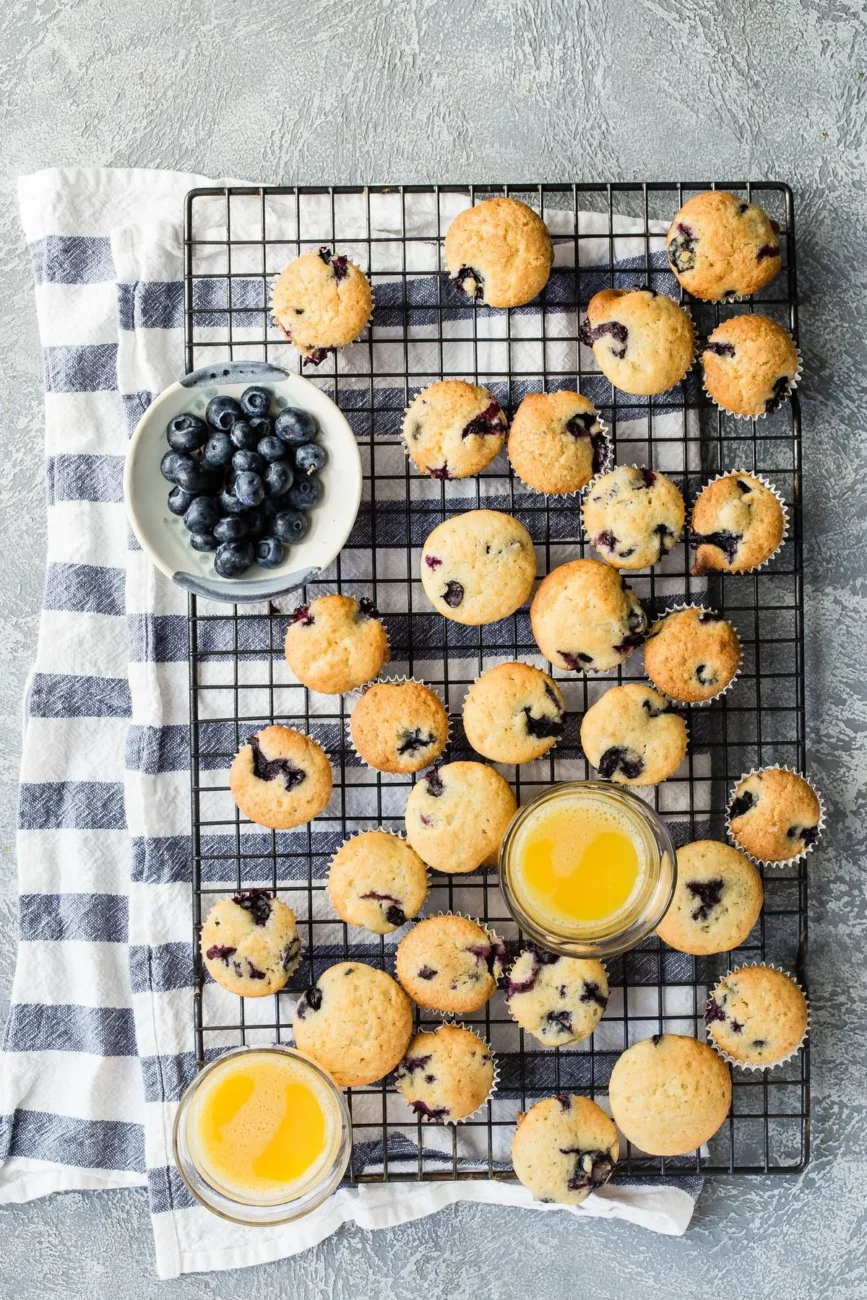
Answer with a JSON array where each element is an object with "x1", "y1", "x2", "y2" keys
[
  {"x1": 1, "y1": 1051, "x2": 145, "y2": 1123},
  {"x1": 45, "y1": 500, "x2": 128, "y2": 569},
  {"x1": 34, "y1": 609, "x2": 130, "y2": 679},
  {"x1": 128, "y1": 882, "x2": 190, "y2": 946},
  {"x1": 34, "y1": 281, "x2": 119, "y2": 347},
  {"x1": 125, "y1": 770, "x2": 191, "y2": 838},
  {"x1": 127, "y1": 660, "x2": 189, "y2": 725},
  {"x1": 45, "y1": 390, "x2": 128, "y2": 456},
  {"x1": 0, "y1": 1160, "x2": 145, "y2": 1205},
  {"x1": 16, "y1": 829, "x2": 132, "y2": 896},
  {"x1": 19, "y1": 718, "x2": 128, "y2": 783},
  {"x1": 11, "y1": 941, "x2": 132, "y2": 1010}
]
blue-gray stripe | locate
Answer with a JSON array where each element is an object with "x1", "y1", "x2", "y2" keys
[
  {"x1": 0, "y1": 1110, "x2": 143, "y2": 1172},
  {"x1": 19, "y1": 893, "x2": 128, "y2": 943},
  {"x1": 43, "y1": 562, "x2": 125, "y2": 616},
  {"x1": 43, "y1": 343, "x2": 118, "y2": 393},
  {"x1": 45, "y1": 454, "x2": 125, "y2": 504},
  {"x1": 19, "y1": 781, "x2": 126, "y2": 831},
  {"x1": 128, "y1": 613, "x2": 188, "y2": 662},
  {"x1": 29, "y1": 235, "x2": 114, "y2": 285},
  {"x1": 130, "y1": 943, "x2": 192, "y2": 994},
  {"x1": 117, "y1": 280, "x2": 184, "y2": 331},
  {"x1": 28, "y1": 673, "x2": 131, "y2": 719},
  {"x1": 122, "y1": 390, "x2": 155, "y2": 436},
  {"x1": 148, "y1": 1163, "x2": 197, "y2": 1212},
  {"x1": 2, "y1": 1004, "x2": 137, "y2": 1056},
  {"x1": 140, "y1": 1051, "x2": 198, "y2": 1104},
  {"x1": 131, "y1": 836, "x2": 191, "y2": 885},
  {"x1": 126, "y1": 723, "x2": 189, "y2": 774}
]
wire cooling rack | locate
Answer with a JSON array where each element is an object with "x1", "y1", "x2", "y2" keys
[{"x1": 183, "y1": 183, "x2": 808, "y2": 1181}]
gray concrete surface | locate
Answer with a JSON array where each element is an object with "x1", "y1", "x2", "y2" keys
[{"x1": 1, "y1": 0, "x2": 866, "y2": 1296}]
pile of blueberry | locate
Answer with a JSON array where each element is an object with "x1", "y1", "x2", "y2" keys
[{"x1": 160, "y1": 385, "x2": 327, "y2": 578}]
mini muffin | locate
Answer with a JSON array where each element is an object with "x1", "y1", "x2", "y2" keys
[
  {"x1": 350, "y1": 680, "x2": 449, "y2": 774},
  {"x1": 507, "y1": 391, "x2": 609, "y2": 495},
  {"x1": 582, "y1": 466, "x2": 685, "y2": 569},
  {"x1": 462, "y1": 662, "x2": 565, "y2": 764},
  {"x1": 608, "y1": 1034, "x2": 732, "y2": 1157},
  {"x1": 582, "y1": 288, "x2": 694, "y2": 396},
  {"x1": 666, "y1": 191, "x2": 782, "y2": 302},
  {"x1": 421, "y1": 510, "x2": 536, "y2": 626},
  {"x1": 200, "y1": 890, "x2": 300, "y2": 998},
  {"x1": 444, "y1": 197, "x2": 553, "y2": 308},
  {"x1": 530, "y1": 558, "x2": 646, "y2": 673},
  {"x1": 229, "y1": 725, "x2": 332, "y2": 829},
  {"x1": 327, "y1": 830, "x2": 428, "y2": 934},
  {"x1": 395, "y1": 914, "x2": 506, "y2": 1014},
  {"x1": 401, "y1": 380, "x2": 507, "y2": 480},
  {"x1": 395, "y1": 1024, "x2": 495, "y2": 1122},
  {"x1": 284, "y1": 594, "x2": 389, "y2": 694},
  {"x1": 512, "y1": 1094, "x2": 619, "y2": 1205},
  {"x1": 504, "y1": 948, "x2": 608, "y2": 1046},
  {"x1": 707, "y1": 965, "x2": 809, "y2": 1067},
  {"x1": 656, "y1": 841, "x2": 763, "y2": 956},
  {"x1": 643, "y1": 607, "x2": 741, "y2": 704},
  {"x1": 292, "y1": 961, "x2": 413, "y2": 1088},
  {"x1": 727, "y1": 767, "x2": 822, "y2": 863},
  {"x1": 404, "y1": 762, "x2": 517, "y2": 874},
  {"x1": 690, "y1": 472, "x2": 787, "y2": 575},
  {"x1": 580, "y1": 684, "x2": 687, "y2": 786},
  {"x1": 271, "y1": 246, "x2": 373, "y2": 363},
  {"x1": 702, "y1": 315, "x2": 799, "y2": 417}
]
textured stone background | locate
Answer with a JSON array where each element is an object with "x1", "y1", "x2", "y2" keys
[{"x1": 0, "y1": 0, "x2": 865, "y2": 1296}]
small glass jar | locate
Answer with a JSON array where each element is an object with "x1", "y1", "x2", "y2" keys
[
  {"x1": 173, "y1": 1045, "x2": 351, "y2": 1226},
  {"x1": 499, "y1": 781, "x2": 676, "y2": 959}
]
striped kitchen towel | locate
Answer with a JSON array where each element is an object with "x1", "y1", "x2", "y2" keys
[{"x1": 1, "y1": 169, "x2": 700, "y2": 1277}]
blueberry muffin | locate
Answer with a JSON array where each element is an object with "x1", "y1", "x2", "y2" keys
[
  {"x1": 401, "y1": 380, "x2": 507, "y2": 480},
  {"x1": 229, "y1": 725, "x2": 332, "y2": 829},
  {"x1": 421, "y1": 510, "x2": 536, "y2": 626},
  {"x1": 462, "y1": 662, "x2": 565, "y2": 764},
  {"x1": 701, "y1": 315, "x2": 799, "y2": 418},
  {"x1": 666, "y1": 191, "x2": 782, "y2": 302},
  {"x1": 396, "y1": 1024, "x2": 495, "y2": 1122},
  {"x1": 582, "y1": 466, "x2": 685, "y2": 569},
  {"x1": 691, "y1": 472, "x2": 787, "y2": 575},
  {"x1": 327, "y1": 830, "x2": 428, "y2": 934},
  {"x1": 395, "y1": 914, "x2": 506, "y2": 1015},
  {"x1": 504, "y1": 948, "x2": 608, "y2": 1046},
  {"x1": 530, "y1": 558, "x2": 646, "y2": 673},
  {"x1": 507, "y1": 391, "x2": 609, "y2": 495},
  {"x1": 581, "y1": 288, "x2": 695, "y2": 396},
  {"x1": 404, "y1": 762, "x2": 517, "y2": 874},
  {"x1": 271, "y1": 246, "x2": 373, "y2": 364},
  {"x1": 656, "y1": 841, "x2": 763, "y2": 956},
  {"x1": 283, "y1": 594, "x2": 389, "y2": 694},
  {"x1": 707, "y1": 965, "x2": 809, "y2": 1067},
  {"x1": 727, "y1": 767, "x2": 822, "y2": 863},
  {"x1": 609, "y1": 1034, "x2": 732, "y2": 1157},
  {"x1": 350, "y1": 679, "x2": 449, "y2": 774},
  {"x1": 201, "y1": 890, "x2": 301, "y2": 998},
  {"x1": 444, "y1": 197, "x2": 553, "y2": 308},
  {"x1": 292, "y1": 961, "x2": 413, "y2": 1088},
  {"x1": 643, "y1": 607, "x2": 741, "y2": 704},
  {"x1": 512, "y1": 1094, "x2": 619, "y2": 1205},
  {"x1": 580, "y1": 684, "x2": 687, "y2": 786}
]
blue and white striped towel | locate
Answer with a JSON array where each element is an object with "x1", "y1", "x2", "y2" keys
[{"x1": 1, "y1": 169, "x2": 699, "y2": 1277}]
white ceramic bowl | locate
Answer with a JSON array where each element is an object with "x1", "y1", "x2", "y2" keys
[{"x1": 124, "y1": 361, "x2": 362, "y2": 603}]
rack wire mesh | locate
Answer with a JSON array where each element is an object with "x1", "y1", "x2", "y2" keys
[{"x1": 183, "y1": 183, "x2": 808, "y2": 1181}]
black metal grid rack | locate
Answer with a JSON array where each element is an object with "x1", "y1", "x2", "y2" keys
[{"x1": 183, "y1": 183, "x2": 808, "y2": 1182}]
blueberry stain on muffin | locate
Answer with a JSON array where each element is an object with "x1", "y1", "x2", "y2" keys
[
  {"x1": 704, "y1": 340, "x2": 736, "y2": 358},
  {"x1": 597, "y1": 746, "x2": 645, "y2": 780},
  {"x1": 728, "y1": 790, "x2": 757, "y2": 820},
  {"x1": 442, "y1": 580, "x2": 464, "y2": 608},
  {"x1": 686, "y1": 877, "x2": 724, "y2": 922},
  {"x1": 765, "y1": 375, "x2": 792, "y2": 414},
  {"x1": 317, "y1": 246, "x2": 350, "y2": 282},
  {"x1": 291, "y1": 603, "x2": 315, "y2": 626},
  {"x1": 580, "y1": 318, "x2": 629, "y2": 358},
  {"x1": 416, "y1": 964, "x2": 437, "y2": 980},
  {"x1": 560, "y1": 1147, "x2": 617, "y2": 1193},
  {"x1": 205, "y1": 943, "x2": 237, "y2": 963},
  {"x1": 453, "y1": 264, "x2": 484, "y2": 301},
  {"x1": 248, "y1": 733, "x2": 307, "y2": 792},
  {"x1": 232, "y1": 889, "x2": 273, "y2": 926},
  {"x1": 461, "y1": 402, "x2": 505, "y2": 439},
  {"x1": 522, "y1": 706, "x2": 564, "y2": 741},
  {"x1": 667, "y1": 222, "x2": 698, "y2": 273},
  {"x1": 294, "y1": 984, "x2": 323, "y2": 1018},
  {"x1": 691, "y1": 528, "x2": 741, "y2": 563}
]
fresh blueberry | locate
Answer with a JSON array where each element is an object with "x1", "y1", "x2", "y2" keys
[
  {"x1": 275, "y1": 407, "x2": 317, "y2": 446},
  {"x1": 183, "y1": 496, "x2": 221, "y2": 534},
  {"x1": 256, "y1": 536, "x2": 284, "y2": 568},
  {"x1": 234, "y1": 472, "x2": 265, "y2": 508},
  {"x1": 257, "y1": 435, "x2": 286, "y2": 462},
  {"x1": 243, "y1": 508, "x2": 267, "y2": 540},
  {"x1": 202, "y1": 431, "x2": 234, "y2": 468},
  {"x1": 219, "y1": 488, "x2": 247, "y2": 516},
  {"x1": 175, "y1": 461, "x2": 218, "y2": 495},
  {"x1": 213, "y1": 515, "x2": 248, "y2": 543},
  {"x1": 167, "y1": 485, "x2": 195, "y2": 516},
  {"x1": 229, "y1": 420, "x2": 259, "y2": 451},
  {"x1": 189, "y1": 531, "x2": 219, "y2": 552},
  {"x1": 287, "y1": 476, "x2": 322, "y2": 510},
  {"x1": 206, "y1": 395, "x2": 244, "y2": 431},
  {"x1": 248, "y1": 415, "x2": 272, "y2": 441},
  {"x1": 240, "y1": 385, "x2": 272, "y2": 417},
  {"x1": 273, "y1": 508, "x2": 309, "y2": 542},
  {"x1": 160, "y1": 450, "x2": 192, "y2": 483},
  {"x1": 166, "y1": 412, "x2": 209, "y2": 453},
  {"x1": 214, "y1": 540, "x2": 254, "y2": 578},
  {"x1": 264, "y1": 460, "x2": 293, "y2": 497},
  {"x1": 232, "y1": 449, "x2": 265, "y2": 475},
  {"x1": 294, "y1": 443, "x2": 327, "y2": 476}
]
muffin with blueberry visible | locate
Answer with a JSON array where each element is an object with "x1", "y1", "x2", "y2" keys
[
  {"x1": 504, "y1": 948, "x2": 608, "y2": 1046},
  {"x1": 327, "y1": 830, "x2": 428, "y2": 934},
  {"x1": 395, "y1": 914, "x2": 506, "y2": 1015},
  {"x1": 283, "y1": 593, "x2": 389, "y2": 694},
  {"x1": 691, "y1": 472, "x2": 787, "y2": 575},
  {"x1": 667, "y1": 191, "x2": 782, "y2": 302},
  {"x1": 350, "y1": 679, "x2": 449, "y2": 774},
  {"x1": 404, "y1": 762, "x2": 516, "y2": 874},
  {"x1": 420, "y1": 510, "x2": 536, "y2": 626},
  {"x1": 512, "y1": 1094, "x2": 619, "y2": 1205},
  {"x1": 201, "y1": 890, "x2": 301, "y2": 998},
  {"x1": 271, "y1": 246, "x2": 373, "y2": 365},
  {"x1": 507, "y1": 391, "x2": 609, "y2": 495},
  {"x1": 707, "y1": 965, "x2": 808, "y2": 1067},
  {"x1": 293, "y1": 961, "x2": 413, "y2": 1088},
  {"x1": 444, "y1": 196, "x2": 553, "y2": 308},
  {"x1": 462, "y1": 662, "x2": 565, "y2": 765},
  {"x1": 396, "y1": 1024, "x2": 495, "y2": 1122},
  {"x1": 530, "y1": 558, "x2": 646, "y2": 673},
  {"x1": 229, "y1": 725, "x2": 332, "y2": 829},
  {"x1": 643, "y1": 606, "x2": 741, "y2": 704},
  {"x1": 727, "y1": 767, "x2": 822, "y2": 863},
  {"x1": 582, "y1": 465, "x2": 685, "y2": 569},
  {"x1": 401, "y1": 380, "x2": 507, "y2": 480},
  {"x1": 580, "y1": 684, "x2": 687, "y2": 786},
  {"x1": 701, "y1": 315, "x2": 799, "y2": 418},
  {"x1": 656, "y1": 840, "x2": 763, "y2": 956},
  {"x1": 581, "y1": 288, "x2": 695, "y2": 396}
]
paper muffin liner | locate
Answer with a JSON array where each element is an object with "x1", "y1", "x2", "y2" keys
[
  {"x1": 399, "y1": 911, "x2": 507, "y2": 1022},
  {"x1": 395, "y1": 1019, "x2": 499, "y2": 1125},
  {"x1": 269, "y1": 253, "x2": 375, "y2": 365},
  {"x1": 700, "y1": 337, "x2": 802, "y2": 421},
  {"x1": 641, "y1": 602, "x2": 743, "y2": 708},
  {"x1": 345, "y1": 675, "x2": 451, "y2": 774},
  {"x1": 398, "y1": 383, "x2": 508, "y2": 481},
  {"x1": 725, "y1": 764, "x2": 826, "y2": 868},
  {"x1": 689, "y1": 468, "x2": 790, "y2": 575},
  {"x1": 705, "y1": 962, "x2": 811, "y2": 1073},
  {"x1": 580, "y1": 462, "x2": 688, "y2": 571},
  {"x1": 509, "y1": 409, "x2": 613, "y2": 500}
]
